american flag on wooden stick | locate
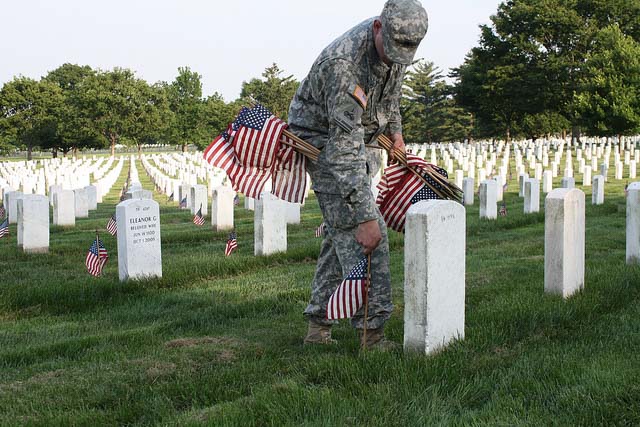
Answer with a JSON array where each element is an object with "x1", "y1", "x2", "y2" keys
[
  {"x1": 106, "y1": 214, "x2": 117, "y2": 236},
  {"x1": 499, "y1": 202, "x2": 507, "y2": 217},
  {"x1": 326, "y1": 257, "x2": 368, "y2": 320},
  {"x1": 0, "y1": 217, "x2": 8, "y2": 238},
  {"x1": 193, "y1": 206, "x2": 205, "y2": 226},
  {"x1": 225, "y1": 230, "x2": 238, "y2": 256},
  {"x1": 0, "y1": 206, "x2": 5, "y2": 218},
  {"x1": 203, "y1": 104, "x2": 307, "y2": 203},
  {"x1": 179, "y1": 197, "x2": 187, "y2": 209},
  {"x1": 376, "y1": 154, "x2": 447, "y2": 232},
  {"x1": 85, "y1": 237, "x2": 109, "y2": 277}
]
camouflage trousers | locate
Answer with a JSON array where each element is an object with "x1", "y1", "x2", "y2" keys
[{"x1": 304, "y1": 192, "x2": 393, "y2": 330}]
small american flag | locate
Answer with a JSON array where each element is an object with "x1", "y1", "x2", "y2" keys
[
  {"x1": 193, "y1": 207, "x2": 205, "y2": 226},
  {"x1": 503, "y1": 182, "x2": 508, "y2": 193},
  {"x1": 499, "y1": 203, "x2": 507, "y2": 217},
  {"x1": 233, "y1": 194, "x2": 240, "y2": 205},
  {"x1": 0, "y1": 206, "x2": 5, "y2": 218},
  {"x1": 168, "y1": 192, "x2": 174, "y2": 202},
  {"x1": 326, "y1": 257, "x2": 368, "y2": 320},
  {"x1": 85, "y1": 237, "x2": 109, "y2": 277},
  {"x1": 625, "y1": 183, "x2": 629, "y2": 197},
  {"x1": 376, "y1": 154, "x2": 446, "y2": 232},
  {"x1": 203, "y1": 105, "x2": 287, "y2": 200},
  {"x1": 315, "y1": 222, "x2": 325, "y2": 238},
  {"x1": 225, "y1": 230, "x2": 238, "y2": 256},
  {"x1": 179, "y1": 197, "x2": 187, "y2": 209},
  {"x1": 0, "y1": 217, "x2": 8, "y2": 238},
  {"x1": 106, "y1": 214, "x2": 117, "y2": 236}
]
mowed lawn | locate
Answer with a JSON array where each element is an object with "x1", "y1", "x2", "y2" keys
[{"x1": 1, "y1": 159, "x2": 639, "y2": 426}]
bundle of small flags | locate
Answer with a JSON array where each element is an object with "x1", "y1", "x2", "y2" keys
[
  {"x1": 179, "y1": 197, "x2": 187, "y2": 209},
  {"x1": 315, "y1": 222, "x2": 325, "y2": 238},
  {"x1": 499, "y1": 202, "x2": 508, "y2": 217},
  {"x1": 0, "y1": 217, "x2": 9, "y2": 238},
  {"x1": 225, "y1": 230, "x2": 238, "y2": 256},
  {"x1": 106, "y1": 214, "x2": 117, "y2": 236},
  {"x1": 193, "y1": 207, "x2": 205, "y2": 226},
  {"x1": 85, "y1": 237, "x2": 109, "y2": 277},
  {"x1": 326, "y1": 257, "x2": 368, "y2": 320}
]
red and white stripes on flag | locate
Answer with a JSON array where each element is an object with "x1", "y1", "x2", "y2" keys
[
  {"x1": 85, "y1": 238, "x2": 109, "y2": 277},
  {"x1": 106, "y1": 214, "x2": 117, "y2": 236},
  {"x1": 376, "y1": 154, "x2": 430, "y2": 232},
  {"x1": 271, "y1": 139, "x2": 308, "y2": 204},
  {"x1": 203, "y1": 105, "x2": 307, "y2": 203},
  {"x1": 326, "y1": 257, "x2": 369, "y2": 320}
]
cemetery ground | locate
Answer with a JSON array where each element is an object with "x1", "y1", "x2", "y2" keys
[{"x1": 1, "y1": 161, "x2": 639, "y2": 426}]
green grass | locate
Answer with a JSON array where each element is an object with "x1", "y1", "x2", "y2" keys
[{"x1": 1, "y1": 159, "x2": 639, "y2": 426}]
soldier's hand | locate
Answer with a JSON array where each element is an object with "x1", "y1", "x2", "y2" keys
[
  {"x1": 356, "y1": 219, "x2": 382, "y2": 255},
  {"x1": 389, "y1": 133, "x2": 406, "y2": 163}
]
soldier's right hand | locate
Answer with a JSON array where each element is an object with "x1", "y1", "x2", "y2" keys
[{"x1": 356, "y1": 219, "x2": 382, "y2": 255}]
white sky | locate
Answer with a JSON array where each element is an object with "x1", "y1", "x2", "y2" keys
[{"x1": 0, "y1": 0, "x2": 502, "y2": 101}]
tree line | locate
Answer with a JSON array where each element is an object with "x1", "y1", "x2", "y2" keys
[
  {"x1": 0, "y1": 63, "x2": 297, "y2": 159},
  {"x1": 2, "y1": 0, "x2": 639, "y2": 157}
]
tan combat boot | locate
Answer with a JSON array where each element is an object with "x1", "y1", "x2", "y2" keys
[
  {"x1": 303, "y1": 321, "x2": 337, "y2": 345},
  {"x1": 360, "y1": 328, "x2": 400, "y2": 351}
]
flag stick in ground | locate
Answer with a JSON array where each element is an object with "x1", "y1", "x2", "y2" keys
[{"x1": 362, "y1": 253, "x2": 372, "y2": 351}]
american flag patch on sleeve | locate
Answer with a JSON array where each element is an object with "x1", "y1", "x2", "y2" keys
[{"x1": 350, "y1": 84, "x2": 367, "y2": 109}]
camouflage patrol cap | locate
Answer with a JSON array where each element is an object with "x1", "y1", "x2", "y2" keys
[{"x1": 380, "y1": 0, "x2": 428, "y2": 65}]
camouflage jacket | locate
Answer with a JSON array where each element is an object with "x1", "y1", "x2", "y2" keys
[{"x1": 288, "y1": 17, "x2": 406, "y2": 225}]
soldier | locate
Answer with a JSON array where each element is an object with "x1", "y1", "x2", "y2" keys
[{"x1": 288, "y1": 0, "x2": 429, "y2": 350}]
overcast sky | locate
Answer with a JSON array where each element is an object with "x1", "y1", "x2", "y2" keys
[{"x1": 0, "y1": 0, "x2": 502, "y2": 101}]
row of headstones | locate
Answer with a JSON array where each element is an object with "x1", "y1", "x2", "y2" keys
[
  {"x1": 463, "y1": 173, "x2": 611, "y2": 219},
  {"x1": 403, "y1": 183, "x2": 640, "y2": 355}
]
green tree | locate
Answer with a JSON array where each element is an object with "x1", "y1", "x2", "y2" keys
[
  {"x1": 0, "y1": 77, "x2": 63, "y2": 160},
  {"x1": 198, "y1": 93, "x2": 239, "y2": 150},
  {"x1": 401, "y1": 60, "x2": 472, "y2": 143},
  {"x1": 166, "y1": 67, "x2": 206, "y2": 152},
  {"x1": 240, "y1": 63, "x2": 299, "y2": 120},
  {"x1": 74, "y1": 68, "x2": 144, "y2": 156},
  {"x1": 128, "y1": 81, "x2": 173, "y2": 155},
  {"x1": 576, "y1": 24, "x2": 640, "y2": 138},
  {"x1": 44, "y1": 63, "x2": 99, "y2": 157}
]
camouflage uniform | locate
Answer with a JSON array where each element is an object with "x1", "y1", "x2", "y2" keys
[{"x1": 288, "y1": 17, "x2": 408, "y2": 330}]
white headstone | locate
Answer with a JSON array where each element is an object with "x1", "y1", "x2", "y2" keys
[
  {"x1": 5, "y1": 191, "x2": 23, "y2": 224},
  {"x1": 524, "y1": 179, "x2": 540, "y2": 214},
  {"x1": 543, "y1": 170, "x2": 553, "y2": 193},
  {"x1": 211, "y1": 186, "x2": 235, "y2": 231},
  {"x1": 404, "y1": 200, "x2": 465, "y2": 355},
  {"x1": 479, "y1": 180, "x2": 497, "y2": 220},
  {"x1": 49, "y1": 185, "x2": 62, "y2": 207},
  {"x1": 116, "y1": 198, "x2": 162, "y2": 281},
  {"x1": 282, "y1": 201, "x2": 301, "y2": 224},
  {"x1": 544, "y1": 188, "x2": 585, "y2": 298},
  {"x1": 592, "y1": 175, "x2": 604, "y2": 205},
  {"x1": 582, "y1": 167, "x2": 592, "y2": 187},
  {"x1": 190, "y1": 184, "x2": 208, "y2": 216},
  {"x1": 254, "y1": 192, "x2": 287, "y2": 256},
  {"x1": 74, "y1": 188, "x2": 89, "y2": 218},
  {"x1": 244, "y1": 197, "x2": 255, "y2": 211},
  {"x1": 53, "y1": 190, "x2": 75, "y2": 226},
  {"x1": 518, "y1": 173, "x2": 529, "y2": 197},
  {"x1": 626, "y1": 182, "x2": 640, "y2": 264},
  {"x1": 17, "y1": 195, "x2": 49, "y2": 253},
  {"x1": 462, "y1": 178, "x2": 474, "y2": 206},
  {"x1": 561, "y1": 177, "x2": 575, "y2": 189},
  {"x1": 84, "y1": 185, "x2": 98, "y2": 210}
]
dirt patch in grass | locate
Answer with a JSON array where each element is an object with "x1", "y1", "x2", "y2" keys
[
  {"x1": 164, "y1": 336, "x2": 243, "y2": 349},
  {"x1": 0, "y1": 369, "x2": 66, "y2": 394},
  {"x1": 146, "y1": 362, "x2": 177, "y2": 382}
]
